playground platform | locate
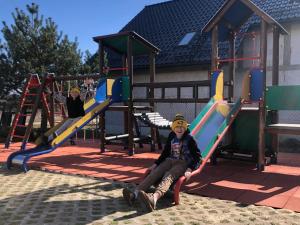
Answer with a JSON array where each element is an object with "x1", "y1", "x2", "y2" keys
[{"x1": 0, "y1": 141, "x2": 299, "y2": 213}]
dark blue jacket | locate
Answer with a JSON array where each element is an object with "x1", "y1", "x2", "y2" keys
[{"x1": 155, "y1": 131, "x2": 202, "y2": 171}]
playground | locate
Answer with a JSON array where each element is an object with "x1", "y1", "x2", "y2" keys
[{"x1": 1, "y1": 0, "x2": 300, "y2": 223}]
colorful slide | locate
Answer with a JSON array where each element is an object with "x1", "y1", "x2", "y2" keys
[
  {"x1": 189, "y1": 70, "x2": 243, "y2": 165},
  {"x1": 173, "y1": 71, "x2": 243, "y2": 204},
  {"x1": 189, "y1": 98, "x2": 242, "y2": 160},
  {"x1": 7, "y1": 77, "x2": 127, "y2": 172}
]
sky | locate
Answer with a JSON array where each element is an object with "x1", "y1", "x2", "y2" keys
[{"x1": 0, "y1": 0, "x2": 169, "y2": 54}]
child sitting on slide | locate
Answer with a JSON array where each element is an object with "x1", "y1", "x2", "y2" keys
[
  {"x1": 122, "y1": 114, "x2": 202, "y2": 212},
  {"x1": 40, "y1": 83, "x2": 89, "y2": 147}
]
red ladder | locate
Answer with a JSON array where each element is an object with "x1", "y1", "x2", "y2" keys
[{"x1": 5, "y1": 74, "x2": 53, "y2": 150}]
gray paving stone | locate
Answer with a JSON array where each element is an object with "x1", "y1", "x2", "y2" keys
[{"x1": 0, "y1": 166, "x2": 299, "y2": 225}]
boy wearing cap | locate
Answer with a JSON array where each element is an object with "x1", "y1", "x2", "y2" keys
[
  {"x1": 41, "y1": 87, "x2": 86, "y2": 146},
  {"x1": 122, "y1": 114, "x2": 202, "y2": 212}
]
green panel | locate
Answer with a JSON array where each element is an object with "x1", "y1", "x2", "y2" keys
[
  {"x1": 233, "y1": 110, "x2": 272, "y2": 153},
  {"x1": 121, "y1": 76, "x2": 129, "y2": 101},
  {"x1": 103, "y1": 36, "x2": 152, "y2": 56},
  {"x1": 266, "y1": 85, "x2": 300, "y2": 110},
  {"x1": 189, "y1": 98, "x2": 215, "y2": 130}
]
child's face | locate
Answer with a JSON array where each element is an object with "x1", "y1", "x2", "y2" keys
[
  {"x1": 174, "y1": 126, "x2": 185, "y2": 139},
  {"x1": 70, "y1": 91, "x2": 79, "y2": 99}
]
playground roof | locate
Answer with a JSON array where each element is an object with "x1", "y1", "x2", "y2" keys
[
  {"x1": 120, "y1": 0, "x2": 300, "y2": 68},
  {"x1": 93, "y1": 31, "x2": 160, "y2": 56},
  {"x1": 202, "y1": 0, "x2": 288, "y2": 41}
]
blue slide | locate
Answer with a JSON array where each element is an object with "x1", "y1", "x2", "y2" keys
[{"x1": 7, "y1": 77, "x2": 125, "y2": 172}]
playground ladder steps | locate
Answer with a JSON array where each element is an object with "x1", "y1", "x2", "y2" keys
[{"x1": 5, "y1": 74, "x2": 52, "y2": 150}]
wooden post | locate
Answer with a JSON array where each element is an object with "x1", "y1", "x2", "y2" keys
[
  {"x1": 49, "y1": 79, "x2": 55, "y2": 128},
  {"x1": 211, "y1": 25, "x2": 218, "y2": 98},
  {"x1": 258, "y1": 20, "x2": 268, "y2": 171},
  {"x1": 149, "y1": 52, "x2": 156, "y2": 152},
  {"x1": 228, "y1": 32, "x2": 236, "y2": 102},
  {"x1": 123, "y1": 55, "x2": 129, "y2": 142},
  {"x1": 271, "y1": 26, "x2": 280, "y2": 163},
  {"x1": 211, "y1": 25, "x2": 219, "y2": 72},
  {"x1": 127, "y1": 35, "x2": 135, "y2": 155},
  {"x1": 99, "y1": 41, "x2": 106, "y2": 153}
]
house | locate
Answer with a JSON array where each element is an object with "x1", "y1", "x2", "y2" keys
[{"x1": 105, "y1": 0, "x2": 300, "y2": 146}]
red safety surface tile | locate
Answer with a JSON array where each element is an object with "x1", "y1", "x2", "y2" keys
[{"x1": 1, "y1": 141, "x2": 300, "y2": 212}]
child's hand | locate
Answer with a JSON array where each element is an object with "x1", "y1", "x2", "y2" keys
[{"x1": 184, "y1": 169, "x2": 192, "y2": 181}]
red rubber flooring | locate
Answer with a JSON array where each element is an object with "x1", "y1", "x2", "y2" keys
[{"x1": 1, "y1": 141, "x2": 299, "y2": 212}]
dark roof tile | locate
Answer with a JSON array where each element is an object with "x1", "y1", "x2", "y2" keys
[{"x1": 120, "y1": 0, "x2": 300, "y2": 68}]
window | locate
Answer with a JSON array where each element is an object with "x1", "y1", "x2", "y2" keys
[{"x1": 178, "y1": 32, "x2": 196, "y2": 46}]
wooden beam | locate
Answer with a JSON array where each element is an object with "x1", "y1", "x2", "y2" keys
[
  {"x1": 202, "y1": 0, "x2": 237, "y2": 32},
  {"x1": 271, "y1": 25, "x2": 280, "y2": 160},
  {"x1": 99, "y1": 41, "x2": 105, "y2": 152},
  {"x1": 211, "y1": 25, "x2": 219, "y2": 71},
  {"x1": 127, "y1": 36, "x2": 134, "y2": 155},
  {"x1": 228, "y1": 32, "x2": 236, "y2": 102},
  {"x1": 149, "y1": 52, "x2": 156, "y2": 152},
  {"x1": 258, "y1": 19, "x2": 268, "y2": 171}
]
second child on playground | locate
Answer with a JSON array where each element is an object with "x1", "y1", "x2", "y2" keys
[
  {"x1": 41, "y1": 79, "x2": 93, "y2": 146},
  {"x1": 122, "y1": 114, "x2": 202, "y2": 212}
]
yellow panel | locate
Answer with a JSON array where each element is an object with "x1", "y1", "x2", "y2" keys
[
  {"x1": 51, "y1": 99, "x2": 111, "y2": 146},
  {"x1": 241, "y1": 71, "x2": 250, "y2": 101},
  {"x1": 107, "y1": 79, "x2": 115, "y2": 96},
  {"x1": 216, "y1": 102, "x2": 230, "y2": 117},
  {"x1": 214, "y1": 71, "x2": 224, "y2": 101},
  {"x1": 84, "y1": 98, "x2": 96, "y2": 111},
  {"x1": 34, "y1": 118, "x2": 68, "y2": 145}
]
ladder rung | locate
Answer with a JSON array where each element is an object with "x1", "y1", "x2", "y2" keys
[
  {"x1": 19, "y1": 114, "x2": 32, "y2": 117},
  {"x1": 13, "y1": 135, "x2": 25, "y2": 138},
  {"x1": 23, "y1": 103, "x2": 34, "y2": 106},
  {"x1": 25, "y1": 93, "x2": 38, "y2": 96},
  {"x1": 16, "y1": 124, "x2": 27, "y2": 128}
]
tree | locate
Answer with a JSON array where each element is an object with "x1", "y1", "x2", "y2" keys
[{"x1": 0, "y1": 3, "x2": 82, "y2": 98}]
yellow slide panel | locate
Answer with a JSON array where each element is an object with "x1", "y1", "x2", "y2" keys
[
  {"x1": 34, "y1": 118, "x2": 68, "y2": 145},
  {"x1": 107, "y1": 79, "x2": 115, "y2": 96},
  {"x1": 214, "y1": 71, "x2": 224, "y2": 101},
  {"x1": 51, "y1": 99, "x2": 111, "y2": 146},
  {"x1": 84, "y1": 98, "x2": 96, "y2": 111}
]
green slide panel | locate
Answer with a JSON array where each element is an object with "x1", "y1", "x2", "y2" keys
[
  {"x1": 189, "y1": 98, "x2": 215, "y2": 131},
  {"x1": 266, "y1": 85, "x2": 300, "y2": 110},
  {"x1": 122, "y1": 76, "x2": 129, "y2": 101}
]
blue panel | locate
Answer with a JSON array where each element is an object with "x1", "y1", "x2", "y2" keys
[
  {"x1": 111, "y1": 77, "x2": 123, "y2": 102},
  {"x1": 250, "y1": 68, "x2": 264, "y2": 101},
  {"x1": 95, "y1": 79, "x2": 107, "y2": 102},
  {"x1": 210, "y1": 71, "x2": 221, "y2": 97},
  {"x1": 193, "y1": 111, "x2": 225, "y2": 152}
]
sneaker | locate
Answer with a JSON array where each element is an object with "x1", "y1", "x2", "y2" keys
[
  {"x1": 122, "y1": 188, "x2": 135, "y2": 206},
  {"x1": 138, "y1": 191, "x2": 156, "y2": 212}
]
